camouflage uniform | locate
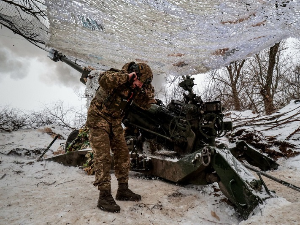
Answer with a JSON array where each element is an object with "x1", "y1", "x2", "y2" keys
[{"x1": 86, "y1": 65, "x2": 155, "y2": 192}]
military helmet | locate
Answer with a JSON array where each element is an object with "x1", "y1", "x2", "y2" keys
[{"x1": 122, "y1": 62, "x2": 153, "y2": 85}]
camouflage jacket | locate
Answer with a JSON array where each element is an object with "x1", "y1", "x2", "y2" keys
[{"x1": 86, "y1": 68, "x2": 155, "y2": 127}]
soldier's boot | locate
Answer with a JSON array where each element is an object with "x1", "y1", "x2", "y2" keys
[
  {"x1": 116, "y1": 183, "x2": 141, "y2": 201},
  {"x1": 97, "y1": 190, "x2": 120, "y2": 213}
]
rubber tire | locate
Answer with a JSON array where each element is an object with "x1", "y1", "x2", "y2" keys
[{"x1": 65, "y1": 129, "x2": 79, "y2": 152}]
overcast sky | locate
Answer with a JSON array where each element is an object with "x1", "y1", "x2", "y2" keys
[{"x1": 0, "y1": 27, "x2": 86, "y2": 112}]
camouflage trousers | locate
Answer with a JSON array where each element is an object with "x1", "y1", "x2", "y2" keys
[{"x1": 89, "y1": 117, "x2": 130, "y2": 191}]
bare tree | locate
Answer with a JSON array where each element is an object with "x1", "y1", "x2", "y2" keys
[
  {"x1": 0, "y1": 102, "x2": 86, "y2": 132},
  {"x1": 244, "y1": 41, "x2": 297, "y2": 114},
  {"x1": 0, "y1": 106, "x2": 29, "y2": 131},
  {"x1": 225, "y1": 60, "x2": 246, "y2": 111},
  {"x1": 157, "y1": 75, "x2": 185, "y2": 105},
  {"x1": 291, "y1": 66, "x2": 300, "y2": 99},
  {"x1": 201, "y1": 40, "x2": 300, "y2": 114},
  {"x1": 278, "y1": 65, "x2": 300, "y2": 102},
  {"x1": 261, "y1": 43, "x2": 280, "y2": 114},
  {"x1": 201, "y1": 60, "x2": 247, "y2": 112},
  {"x1": 0, "y1": 0, "x2": 48, "y2": 49}
]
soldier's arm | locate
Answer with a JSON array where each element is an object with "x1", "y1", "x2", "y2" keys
[
  {"x1": 134, "y1": 84, "x2": 156, "y2": 110},
  {"x1": 99, "y1": 70, "x2": 130, "y2": 90}
]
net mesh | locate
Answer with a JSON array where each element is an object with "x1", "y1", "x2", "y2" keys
[
  {"x1": 0, "y1": 0, "x2": 49, "y2": 49},
  {"x1": 1, "y1": 0, "x2": 300, "y2": 75}
]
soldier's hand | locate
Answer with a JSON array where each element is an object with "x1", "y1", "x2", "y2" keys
[
  {"x1": 128, "y1": 72, "x2": 143, "y2": 89},
  {"x1": 128, "y1": 72, "x2": 137, "y2": 83},
  {"x1": 132, "y1": 79, "x2": 143, "y2": 89}
]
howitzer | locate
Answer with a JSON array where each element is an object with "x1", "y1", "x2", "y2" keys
[
  {"x1": 122, "y1": 76, "x2": 279, "y2": 218},
  {"x1": 46, "y1": 50, "x2": 283, "y2": 219}
]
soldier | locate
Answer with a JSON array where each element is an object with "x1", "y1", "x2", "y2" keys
[{"x1": 86, "y1": 62, "x2": 156, "y2": 212}]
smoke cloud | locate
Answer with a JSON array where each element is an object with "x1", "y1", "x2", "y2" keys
[
  {"x1": 38, "y1": 57, "x2": 82, "y2": 89},
  {"x1": 0, "y1": 47, "x2": 29, "y2": 80},
  {"x1": 0, "y1": 27, "x2": 82, "y2": 88}
]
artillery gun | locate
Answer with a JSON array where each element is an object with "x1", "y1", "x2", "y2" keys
[
  {"x1": 122, "y1": 75, "x2": 279, "y2": 218},
  {"x1": 47, "y1": 50, "x2": 280, "y2": 219}
]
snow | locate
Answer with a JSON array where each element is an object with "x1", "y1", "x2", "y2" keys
[
  {"x1": 1, "y1": 153, "x2": 242, "y2": 224},
  {"x1": 284, "y1": 154, "x2": 300, "y2": 170},
  {"x1": 216, "y1": 149, "x2": 256, "y2": 183},
  {"x1": 0, "y1": 126, "x2": 70, "y2": 156},
  {"x1": 229, "y1": 100, "x2": 300, "y2": 152},
  {"x1": 1, "y1": 102, "x2": 300, "y2": 224}
]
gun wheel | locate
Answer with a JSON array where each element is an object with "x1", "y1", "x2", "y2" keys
[{"x1": 199, "y1": 113, "x2": 224, "y2": 139}]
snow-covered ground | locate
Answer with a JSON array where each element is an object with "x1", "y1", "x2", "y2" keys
[{"x1": 1, "y1": 100, "x2": 300, "y2": 224}]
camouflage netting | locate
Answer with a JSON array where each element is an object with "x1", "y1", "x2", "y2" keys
[
  {"x1": 65, "y1": 127, "x2": 94, "y2": 174},
  {"x1": 45, "y1": 0, "x2": 300, "y2": 76},
  {"x1": 66, "y1": 127, "x2": 90, "y2": 152},
  {"x1": 1, "y1": 1, "x2": 300, "y2": 76}
]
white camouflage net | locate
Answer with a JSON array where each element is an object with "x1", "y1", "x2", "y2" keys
[
  {"x1": 45, "y1": 0, "x2": 300, "y2": 76},
  {"x1": 84, "y1": 70, "x2": 101, "y2": 108}
]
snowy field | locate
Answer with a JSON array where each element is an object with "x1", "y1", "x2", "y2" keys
[{"x1": 1, "y1": 100, "x2": 300, "y2": 224}]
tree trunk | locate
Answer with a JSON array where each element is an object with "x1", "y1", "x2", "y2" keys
[
  {"x1": 226, "y1": 60, "x2": 245, "y2": 111},
  {"x1": 261, "y1": 43, "x2": 280, "y2": 115}
]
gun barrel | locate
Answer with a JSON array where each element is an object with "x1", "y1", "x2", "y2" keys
[
  {"x1": 48, "y1": 49, "x2": 84, "y2": 73},
  {"x1": 128, "y1": 122, "x2": 173, "y2": 142},
  {"x1": 60, "y1": 55, "x2": 84, "y2": 73}
]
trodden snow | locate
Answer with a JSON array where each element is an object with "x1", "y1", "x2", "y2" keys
[{"x1": 1, "y1": 101, "x2": 300, "y2": 224}]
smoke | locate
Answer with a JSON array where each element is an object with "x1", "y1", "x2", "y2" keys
[
  {"x1": 0, "y1": 47, "x2": 29, "y2": 80},
  {"x1": 0, "y1": 28, "x2": 45, "y2": 58},
  {"x1": 0, "y1": 27, "x2": 82, "y2": 88},
  {"x1": 38, "y1": 57, "x2": 82, "y2": 89},
  {"x1": 152, "y1": 73, "x2": 166, "y2": 93}
]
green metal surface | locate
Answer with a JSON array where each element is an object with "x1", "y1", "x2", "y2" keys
[
  {"x1": 211, "y1": 148, "x2": 264, "y2": 219},
  {"x1": 147, "y1": 150, "x2": 207, "y2": 184},
  {"x1": 230, "y1": 141, "x2": 279, "y2": 171},
  {"x1": 46, "y1": 150, "x2": 90, "y2": 167}
]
